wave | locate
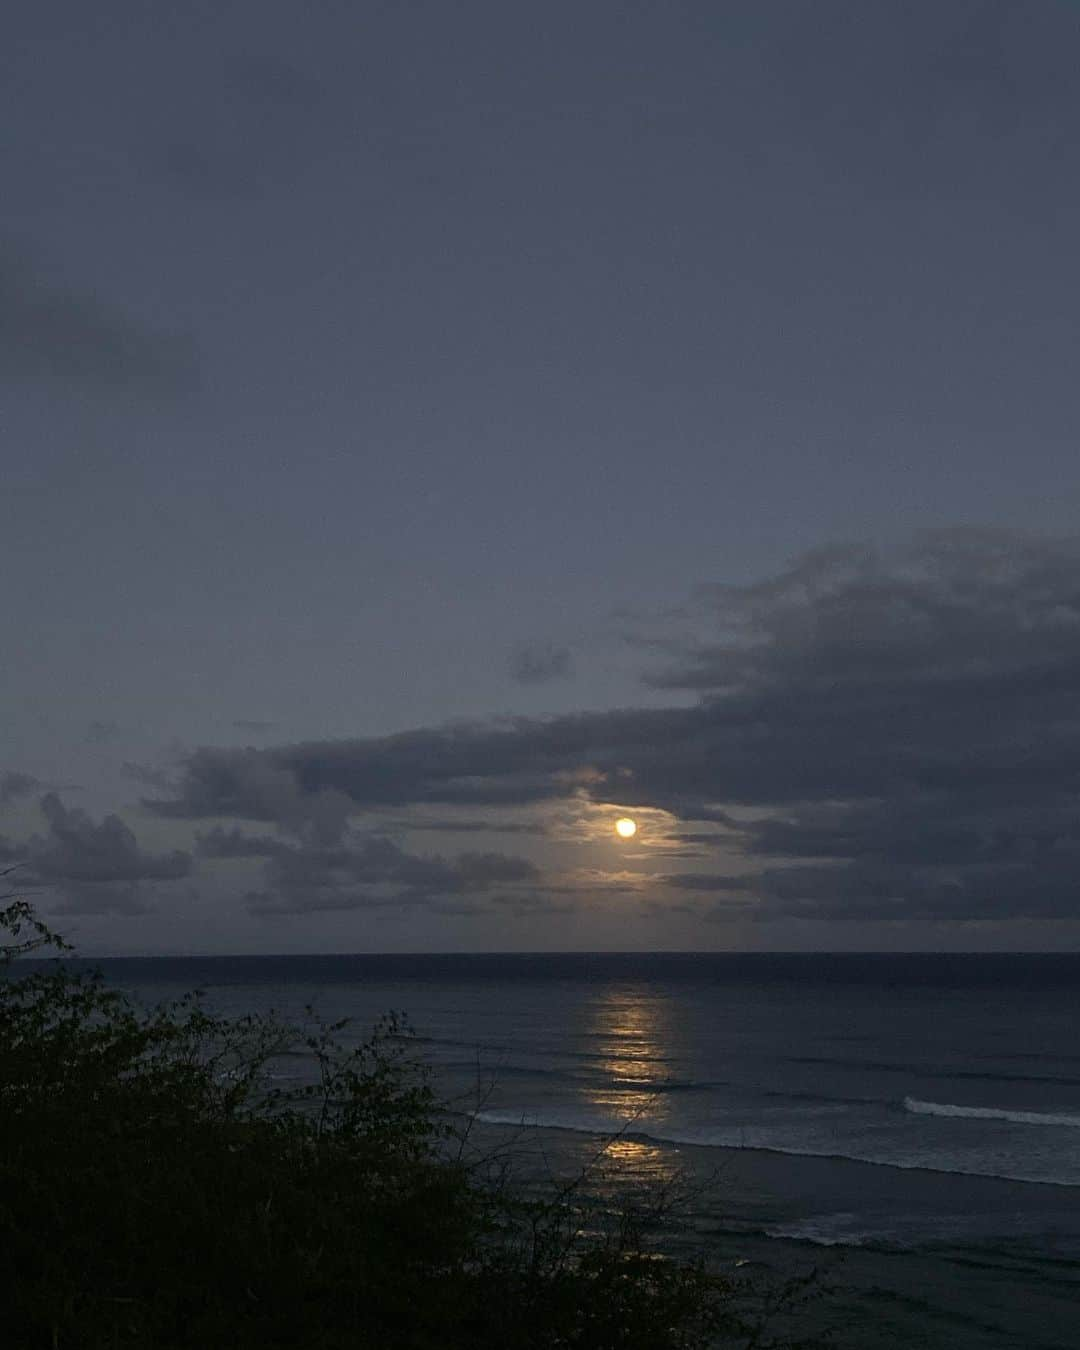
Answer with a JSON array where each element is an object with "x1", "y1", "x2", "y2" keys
[
  {"x1": 435, "y1": 1056, "x2": 723, "y2": 1095},
  {"x1": 406, "y1": 1033, "x2": 511, "y2": 1050},
  {"x1": 977, "y1": 1050, "x2": 1080, "y2": 1066},
  {"x1": 591, "y1": 1076, "x2": 727, "y2": 1094},
  {"x1": 785, "y1": 1056, "x2": 1080, "y2": 1087},
  {"x1": 903, "y1": 1097, "x2": 1080, "y2": 1129},
  {"x1": 441, "y1": 1059, "x2": 566, "y2": 1079},
  {"x1": 760, "y1": 1217, "x2": 868, "y2": 1248},
  {"x1": 469, "y1": 1110, "x2": 1080, "y2": 1186}
]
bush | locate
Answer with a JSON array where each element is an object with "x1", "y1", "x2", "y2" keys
[{"x1": 0, "y1": 893, "x2": 825, "y2": 1349}]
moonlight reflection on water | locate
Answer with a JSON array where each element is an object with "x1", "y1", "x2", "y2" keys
[{"x1": 585, "y1": 987, "x2": 675, "y2": 1126}]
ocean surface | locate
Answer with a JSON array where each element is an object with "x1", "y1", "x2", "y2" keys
[{"x1": 22, "y1": 951, "x2": 1080, "y2": 1345}]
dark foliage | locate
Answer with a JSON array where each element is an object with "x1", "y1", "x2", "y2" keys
[{"x1": 0, "y1": 892, "x2": 826, "y2": 1349}]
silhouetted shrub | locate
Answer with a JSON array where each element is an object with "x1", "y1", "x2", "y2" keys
[{"x1": 0, "y1": 894, "x2": 826, "y2": 1349}]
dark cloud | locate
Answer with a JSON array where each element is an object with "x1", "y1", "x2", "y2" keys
[
  {"x1": 380, "y1": 813, "x2": 546, "y2": 836},
  {"x1": 12, "y1": 794, "x2": 192, "y2": 917},
  {"x1": 646, "y1": 530, "x2": 1080, "y2": 696},
  {"x1": 148, "y1": 748, "x2": 354, "y2": 844},
  {"x1": 233, "y1": 720, "x2": 278, "y2": 734},
  {"x1": 196, "y1": 826, "x2": 285, "y2": 859},
  {"x1": 664, "y1": 873, "x2": 750, "y2": 893},
  {"x1": 454, "y1": 852, "x2": 540, "y2": 887},
  {"x1": 121, "y1": 761, "x2": 178, "y2": 794},
  {"x1": 508, "y1": 641, "x2": 575, "y2": 685},
  {"x1": 645, "y1": 531, "x2": 1080, "y2": 920},
  {"x1": 692, "y1": 857, "x2": 1080, "y2": 924},
  {"x1": 28, "y1": 793, "x2": 192, "y2": 887},
  {"x1": 152, "y1": 530, "x2": 1080, "y2": 924},
  {"x1": 0, "y1": 771, "x2": 38, "y2": 808},
  {"x1": 145, "y1": 709, "x2": 690, "y2": 822},
  {"x1": 0, "y1": 248, "x2": 198, "y2": 395},
  {"x1": 235, "y1": 832, "x2": 540, "y2": 917}
]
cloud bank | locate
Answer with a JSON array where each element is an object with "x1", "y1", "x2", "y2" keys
[
  {"x1": 22, "y1": 794, "x2": 192, "y2": 915},
  {"x1": 197, "y1": 825, "x2": 539, "y2": 917},
  {"x1": 149, "y1": 529, "x2": 1080, "y2": 926}
]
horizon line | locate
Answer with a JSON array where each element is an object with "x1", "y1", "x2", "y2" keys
[{"x1": 22, "y1": 947, "x2": 1080, "y2": 962}]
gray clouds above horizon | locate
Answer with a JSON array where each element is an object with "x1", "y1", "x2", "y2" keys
[
  {"x1": 140, "y1": 529, "x2": 1080, "y2": 926},
  {"x1": 196, "y1": 821, "x2": 537, "y2": 915},
  {"x1": 8, "y1": 527, "x2": 1080, "y2": 932},
  {"x1": 17, "y1": 793, "x2": 192, "y2": 915},
  {"x1": 0, "y1": 772, "x2": 38, "y2": 808}
]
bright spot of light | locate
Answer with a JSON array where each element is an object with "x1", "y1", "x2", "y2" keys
[{"x1": 614, "y1": 817, "x2": 638, "y2": 839}]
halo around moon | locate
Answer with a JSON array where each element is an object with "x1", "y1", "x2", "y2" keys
[{"x1": 614, "y1": 817, "x2": 638, "y2": 839}]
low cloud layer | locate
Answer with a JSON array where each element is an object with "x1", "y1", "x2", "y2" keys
[
  {"x1": 0, "y1": 772, "x2": 38, "y2": 808},
  {"x1": 196, "y1": 825, "x2": 539, "y2": 917},
  {"x1": 21, "y1": 794, "x2": 192, "y2": 915},
  {"x1": 151, "y1": 530, "x2": 1080, "y2": 926}
]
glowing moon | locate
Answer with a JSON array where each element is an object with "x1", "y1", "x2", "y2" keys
[{"x1": 614, "y1": 817, "x2": 638, "y2": 839}]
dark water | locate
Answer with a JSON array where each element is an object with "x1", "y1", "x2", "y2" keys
[{"x1": 23, "y1": 951, "x2": 1080, "y2": 1345}]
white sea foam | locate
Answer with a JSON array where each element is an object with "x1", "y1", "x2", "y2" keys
[
  {"x1": 471, "y1": 1107, "x2": 1080, "y2": 1185},
  {"x1": 903, "y1": 1097, "x2": 1080, "y2": 1129},
  {"x1": 763, "y1": 1214, "x2": 866, "y2": 1247}
]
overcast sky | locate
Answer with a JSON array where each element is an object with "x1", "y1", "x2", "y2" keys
[{"x1": 5, "y1": 1, "x2": 1080, "y2": 954}]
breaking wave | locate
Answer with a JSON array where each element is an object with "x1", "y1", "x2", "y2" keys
[
  {"x1": 903, "y1": 1097, "x2": 1080, "y2": 1129},
  {"x1": 468, "y1": 1107, "x2": 1080, "y2": 1185}
]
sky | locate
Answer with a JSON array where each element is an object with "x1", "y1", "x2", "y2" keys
[{"x1": 4, "y1": 0, "x2": 1080, "y2": 954}]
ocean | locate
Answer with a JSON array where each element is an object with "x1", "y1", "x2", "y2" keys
[{"x1": 29, "y1": 951, "x2": 1080, "y2": 1346}]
